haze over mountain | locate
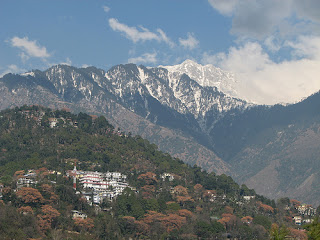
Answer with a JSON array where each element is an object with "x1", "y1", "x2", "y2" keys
[{"x1": 1, "y1": 60, "x2": 320, "y2": 206}]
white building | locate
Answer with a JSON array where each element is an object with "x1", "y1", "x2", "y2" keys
[
  {"x1": 17, "y1": 177, "x2": 37, "y2": 188},
  {"x1": 160, "y1": 173, "x2": 175, "y2": 182},
  {"x1": 243, "y1": 196, "x2": 255, "y2": 201},
  {"x1": 69, "y1": 169, "x2": 130, "y2": 204}
]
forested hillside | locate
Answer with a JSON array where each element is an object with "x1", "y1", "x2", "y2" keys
[{"x1": 0, "y1": 106, "x2": 318, "y2": 239}]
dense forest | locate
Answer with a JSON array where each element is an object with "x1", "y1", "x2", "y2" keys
[{"x1": 0, "y1": 105, "x2": 319, "y2": 239}]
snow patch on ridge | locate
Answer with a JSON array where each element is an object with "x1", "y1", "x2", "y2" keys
[
  {"x1": 138, "y1": 67, "x2": 147, "y2": 83},
  {"x1": 21, "y1": 72, "x2": 35, "y2": 77}
]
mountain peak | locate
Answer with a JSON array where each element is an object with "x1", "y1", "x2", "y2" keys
[{"x1": 160, "y1": 60, "x2": 241, "y2": 100}]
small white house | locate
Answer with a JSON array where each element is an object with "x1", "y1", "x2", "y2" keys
[
  {"x1": 71, "y1": 210, "x2": 87, "y2": 219},
  {"x1": 160, "y1": 173, "x2": 174, "y2": 181},
  {"x1": 243, "y1": 196, "x2": 255, "y2": 201},
  {"x1": 293, "y1": 216, "x2": 302, "y2": 225},
  {"x1": 48, "y1": 118, "x2": 58, "y2": 128}
]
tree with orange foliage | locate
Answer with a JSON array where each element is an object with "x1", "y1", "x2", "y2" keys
[
  {"x1": 161, "y1": 213, "x2": 187, "y2": 232},
  {"x1": 241, "y1": 216, "x2": 253, "y2": 224},
  {"x1": 257, "y1": 201, "x2": 274, "y2": 213},
  {"x1": 16, "y1": 187, "x2": 44, "y2": 206},
  {"x1": 41, "y1": 204, "x2": 60, "y2": 219},
  {"x1": 288, "y1": 228, "x2": 307, "y2": 240},
  {"x1": 141, "y1": 210, "x2": 187, "y2": 233},
  {"x1": 177, "y1": 209, "x2": 193, "y2": 218},
  {"x1": 37, "y1": 205, "x2": 61, "y2": 233},
  {"x1": 290, "y1": 199, "x2": 301, "y2": 208},
  {"x1": 141, "y1": 185, "x2": 156, "y2": 193},
  {"x1": 37, "y1": 215, "x2": 52, "y2": 233},
  {"x1": 173, "y1": 185, "x2": 188, "y2": 196},
  {"x1": 40, "y1": 184, "x2": 59, "y2": 203},
  {"x1": 224, "y1": 206, "x2": 234, "y2": 214},
  {"x1": 14, "y1": 170, "x2": 25, "y2": 179},
  {"x1": 176, "y1": 195, "x2": 194, "y2": 205},
  {"x1": 172, "y1": 185, "x2": 194, "y2": 206},
  {"x1": 41, "y1": 184, "x2": 53, "y2": 193},
  {"x1": 142, "y1": 211, "x2": 165, "y2": 224},
  {"x1": 134, "y1": 220, "x2": 150, "y2": 236},
  {"x1": 137, "y1": 172, "x2": 158, "y2": 185},
  {"x1": 36, "y1": 167, "x2": 48, "y2": 175},
  {"x1": 141, "y1": 185, "x2": 156, "y2": 199},
  {"x1": 18, "y1": 206, "x2": 34, "y2": 215},
  {"x1": 74, "y1": 217, "x2": 94, "y2": 232},
  {"x1": 218, "y1": 213, "x2": 237, "y2": 230},
  {"x1": 121, "y1": 216, "x2": 150, "y2": 236},
  {"x1": 193, "y1": 184, "x2": 203, "y2": 192}
]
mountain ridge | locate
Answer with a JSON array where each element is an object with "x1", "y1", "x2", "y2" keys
[{"x1": 1, "y1": 61, "x2": 320, "y2": 205}]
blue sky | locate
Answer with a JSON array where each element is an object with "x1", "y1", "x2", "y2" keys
[
  {"x1": 1, "y1": 0, "x2": 320, "y2": 104},
  {"x1": 0, "y1": 1, "x2": 233, "y2": 70}
]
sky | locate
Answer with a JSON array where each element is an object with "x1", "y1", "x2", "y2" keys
[{"x1": 1, "y1": 0, "x2": 320, "y2": 104}]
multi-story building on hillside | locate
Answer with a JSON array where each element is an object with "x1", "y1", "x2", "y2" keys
[{"x1": 67, "y1": 168, "x2": 131, "y2": 204}]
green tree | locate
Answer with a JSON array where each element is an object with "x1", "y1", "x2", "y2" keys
[
  {"x1": 115, "y1": 188, "x2": 145, "y2": 219},
  {"x1": 269, "y1": 223, "x2": 289, "y2": 240},
  {"x1": 305, "y1": 217, "x2": 320, "y2": 239},
  {"x1": 253, "y1": 215, "x2": 272, "y2": 230}
]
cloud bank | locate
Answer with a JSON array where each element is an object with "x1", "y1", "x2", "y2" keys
[
  {"x1": 205, "y1": 0, "x2": 320, "y2": 104},
  {"x1": 203, "y1": 37, "x2": 320, "y2": 105}
]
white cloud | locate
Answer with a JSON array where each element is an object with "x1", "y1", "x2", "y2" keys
[
  {"x1": 264, "y1": 36, "x2": 281, "y2": 52},
  {"x1": 60, "y1": 57, "x2": 72, "y2": 66},
  {"x1": 213, "y1": 42, "x2": 272, "y2": 73},
  {"x1": 208, "y1": 0, "x2": 238, "y2": 16},
  {"x1": 103, "y1": 5, "x2": 110, "y2": 13},
  {"x1": 285, "y1": 36, "x2": 320, "y2": 60},
  {"x1": 81, "y1": 64, "x2": 90, "y2": 68},
  {"x1": 157, "y1": 29, "x2": 175, "y2": 47},
  {"x1": 0, "y1": 64, "x2": 24, "y2": 77},
  {"x1": 231, "y1": 0, "x2": 292, "y2": 39},
  {"x1": 206, "y1": 0, "x2": 320, "y2": 104},
  {"x1": 294, "y1": 0, "x2": 320, "y2": 23},
  {"x1": 179, "y1": 33, "x2": 199, "y2": 50},
  {"x1": 202, "y1": 37, "x2": 320, "y2": 105},
  {"x1": 128, "y1": 52, "x2": 157, "y2": 64},
  {"x1": 109, "y1": 18, "x2": 173, "y2": 46},
  {"x1": 10, "y1": 37, "x2": 50, "y2": 60},
  {"x1": 208, "y1": 0, "x2": 320, "y2": 40},
  {"x1": 19, "y1": 52, "x2": 30, "y2": 63}
]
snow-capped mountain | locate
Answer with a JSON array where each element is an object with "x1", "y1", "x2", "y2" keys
[
  {"x1": 161, "y1": 59, "x2": 241, "y2": 100},
  {"x1": 0, "y1": 61, "x2": 250, "y2": 167},
  {"x1": 103, "y1": 63, "x2": 250, "y2": 137},
  {"x1": 105, "y1": 63, "x2": 248, "y2": 119},
  {"x1": 0, "y1": 63, "x2": 235, "y2": 175}
]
